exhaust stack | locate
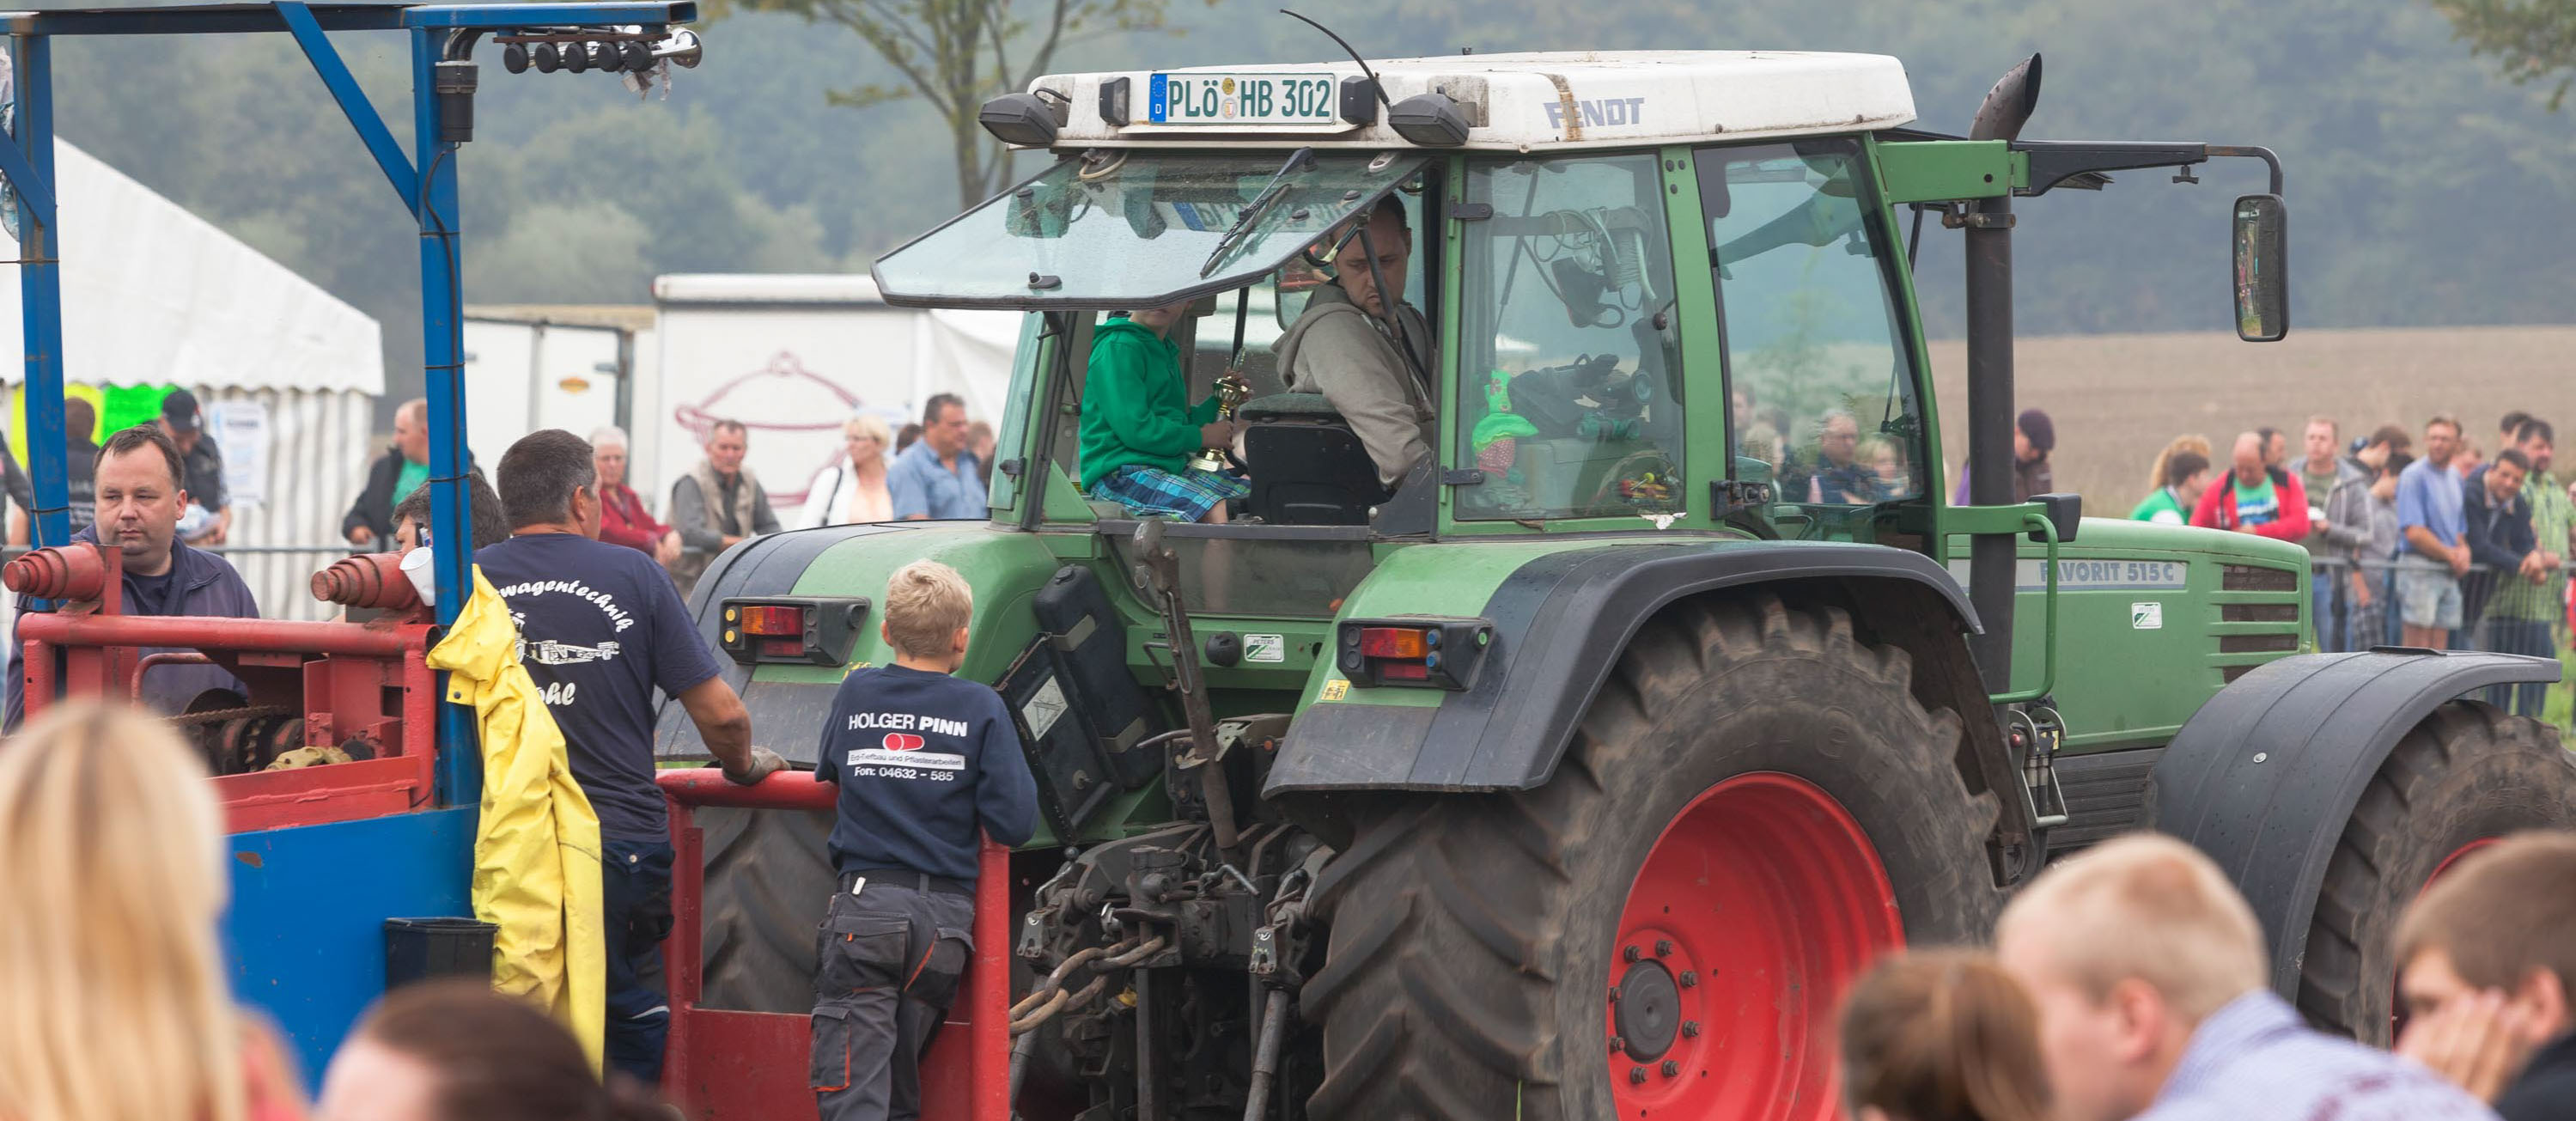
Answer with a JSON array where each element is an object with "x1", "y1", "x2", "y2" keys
[{"x1": 1963, "y1": 53, "x2": 2040, "y2": 692}]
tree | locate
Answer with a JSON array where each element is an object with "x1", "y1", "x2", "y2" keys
[
  {"x1": 725, "y1": 0, "x2": 1197, "y2": 206},
  {"x1": 2429, "y1": 0, "x2": 2576, "y2": 107}
]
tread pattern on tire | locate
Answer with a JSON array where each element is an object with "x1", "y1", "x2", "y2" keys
[
  {"x1": 1303, "y1": 594, "x2": 2000, "y2": 1120},
  {"x1": 697, "y1": 806, "x2": 840, "y2": 1014},
  {"x1": 2296, "y1": 701, "x2": 2576, "y2": 1043}
]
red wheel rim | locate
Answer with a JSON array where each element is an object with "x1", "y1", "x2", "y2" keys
[{"x1": 1606, "y1": 772, "x2": 1902, "y2": 1120}]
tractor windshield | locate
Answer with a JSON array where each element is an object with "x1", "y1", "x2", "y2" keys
[{"x1": 874, "y1": 149, "x2": 1428, "y2": 309}]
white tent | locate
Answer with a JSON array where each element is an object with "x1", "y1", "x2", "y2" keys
[{"x1": 3, "y1": 138, "x2": 386, "y2": 619}]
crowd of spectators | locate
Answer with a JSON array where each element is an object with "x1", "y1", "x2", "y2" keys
[{"x1": 2128, "y1": 411, "x2": 2571, "y2": 715}]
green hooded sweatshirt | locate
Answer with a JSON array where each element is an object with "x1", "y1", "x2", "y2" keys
[{"x1": 1078, "y1": 316, "x2": 1220, "y2": 490}]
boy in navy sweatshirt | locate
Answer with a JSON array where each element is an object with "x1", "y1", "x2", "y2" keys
[{"x1": 810, "y1": 559, "x2": 1038, "y2": 1121}]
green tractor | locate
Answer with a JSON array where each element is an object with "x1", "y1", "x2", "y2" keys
[{"x1": 659, "y1": 50, "x2": 2576, "y2": 1120}]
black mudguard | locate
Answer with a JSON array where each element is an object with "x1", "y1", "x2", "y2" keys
[
  {"x1": 1267, "y1": 540, "x2": 1982, "y2": 794},
  {"x1": 2147, "y1": 649, "x2": 2562, "y2": 996}
]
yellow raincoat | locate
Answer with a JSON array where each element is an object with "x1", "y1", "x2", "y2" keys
[{"x1": 427, "y1": 569, "x2": 608, "y2": 1068}]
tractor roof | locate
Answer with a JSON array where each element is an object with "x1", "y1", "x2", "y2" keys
[{"x1": 1027, "y1": 51, "x2": 1916, "y2": 152}]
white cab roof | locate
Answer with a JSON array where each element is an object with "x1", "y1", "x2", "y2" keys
[{"x1": 1032, "y1": 51, "x2": 1915, "y2": 152}]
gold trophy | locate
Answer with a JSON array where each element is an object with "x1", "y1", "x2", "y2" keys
[{"x1": 1189, "y1": 374, "x2": 1251, "y2": 473}]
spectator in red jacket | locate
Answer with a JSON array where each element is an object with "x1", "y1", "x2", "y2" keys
[
  {"x1": 2191, "y1": 430, "x2": 2311, "y2": 540},
  {"x1": 589, "y1": 426, "x2": 680, "y2": 566}
]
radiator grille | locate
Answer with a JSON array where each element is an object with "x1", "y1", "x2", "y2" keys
[{"x1": 2221, "y1": 564, "x2": 2299, "y2": 593}]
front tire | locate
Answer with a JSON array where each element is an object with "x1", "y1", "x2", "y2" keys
[
  {"x1": 1301, "y1": 594, "x2": 2001, "y2": 1120},
  {"x1": 2296, "y1": 702, "x2": 2576, "y2": 1044}
]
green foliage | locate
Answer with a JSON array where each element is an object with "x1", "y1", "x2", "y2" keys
[{"x1": 2430, "y1": 0, "x2": 2576, "y2": 108}]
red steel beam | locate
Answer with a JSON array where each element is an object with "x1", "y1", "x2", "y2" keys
[{"x1": 19, "y1": 612, "x2": 421, "y2": 655}]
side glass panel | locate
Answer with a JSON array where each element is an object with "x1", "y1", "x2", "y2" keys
[
  {"x1": 1455, "y1": 152, "x2": 1685, "y2": 521},
  {"x1": 1701, "y1": 140, "x2": 1925, "y2": 522}
]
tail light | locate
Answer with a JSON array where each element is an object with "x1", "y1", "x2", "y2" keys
[
  {"x1": 720, "y1": 597, "x2": 870, "y2": 667},
  {"x1": 1337, "y1": 617, "x2": 1493, "y2": 690}
]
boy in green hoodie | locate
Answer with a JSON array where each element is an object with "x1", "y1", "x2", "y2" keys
[{"x1": 1078, "y1": 301, "x2": 1247, "y2": 522}]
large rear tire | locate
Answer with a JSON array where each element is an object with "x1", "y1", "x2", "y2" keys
[
  {"x1": 2296, "y1": 702, "x2": 2576, "y2": 1044},
  {"x1": 695, "y1": 806, "x2": 839, "y2": 1014},
  {"x1": 1301, "y1": 594, "x2": 2001, "y2": 1120}
]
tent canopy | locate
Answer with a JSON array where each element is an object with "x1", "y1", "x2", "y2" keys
[{"x1": 1, "y1": 139, "x2": 383, "y2": 395}]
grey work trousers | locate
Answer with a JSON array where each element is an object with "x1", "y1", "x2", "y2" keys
[{"x1": 809, "y1": 878, "x2": 976, "y2": 1121}]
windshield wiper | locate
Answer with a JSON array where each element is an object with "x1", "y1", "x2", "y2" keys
[{"x1": 1199, "y1": 147, "x2": 1315, "y2": 278}]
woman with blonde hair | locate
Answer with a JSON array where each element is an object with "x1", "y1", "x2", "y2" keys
[
  {"x1": 1838, "y1": 948, "x2": 2050, "y2": 1121},
  {"x1": 0, "y1": 702, "x2": 304, "y2": 1121},
  {"x1": 800, "y1": 413, "x2": 896, "y2": 527}
]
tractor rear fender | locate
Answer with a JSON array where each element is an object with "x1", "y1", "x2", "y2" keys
[
  {"x1": 1266, "y1": 541, "x2": 1994, "y2": 795},
  {"x1": 2146, "y1": 649, "x2": 2564, "y2": 997}
]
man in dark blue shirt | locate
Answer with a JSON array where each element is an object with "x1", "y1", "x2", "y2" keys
[
  {"x1": 478, "y1": 429, "x2": 781, "y2": 1086},
  {"x1": 810, "y1": 559, "x2": 1036, "y2": 1121},
  {"x1": 3, "y1": 424, "x2": 259, "y2": 731}
]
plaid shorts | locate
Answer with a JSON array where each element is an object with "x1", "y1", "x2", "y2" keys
[{"x1": 1089, "y1": 465, "x2": 1249, "y2": 521}]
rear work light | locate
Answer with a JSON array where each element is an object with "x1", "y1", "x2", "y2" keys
[
  {"x1": 720, "y1": 597, "x2": 871, "y2": 667},
  {"x1": 1337, "y1": 617, "x2": 1494, "y2": 691}
]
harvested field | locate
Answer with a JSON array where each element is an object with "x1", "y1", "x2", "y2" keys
[{"x1": 1927, "y1": 326, "x2": 2576, "y2": 514}]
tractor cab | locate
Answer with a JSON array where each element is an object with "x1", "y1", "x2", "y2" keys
[{"x1": 874, "y1": 52, "x2": 1946, "y2": 564}]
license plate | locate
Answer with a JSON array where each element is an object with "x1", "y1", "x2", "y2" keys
[{"x1": 1148, "y1": 71, "x2": 1340, "y2": 125}]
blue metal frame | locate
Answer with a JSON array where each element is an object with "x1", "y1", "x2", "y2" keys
[{"x1": 0, "y1": 0, "x2": 698, "y2": 798}]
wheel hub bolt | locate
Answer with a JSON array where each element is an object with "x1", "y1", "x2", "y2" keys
[
  {"x1": 1678, "y1": 971, "x2": 1698, "y2": 988},
  {"x1": 1655, "y1": 939, "x2": 1674, "y2": 957},
  {"x1": 1629, "y1": 1066, "x2": 1647, "y2": 1085},
  {"x1": 1623, "y1": 945, "x2": 1641, "y2": 963},
  {"x1": 1609, "y1": 1035, "x2": 1625, "y2": 1053},
  {"x1": 1661, "y1": 1061, "x2": 1680, "y2": 1077},
  {"x1": 1681, "y1": 1020, "x2": 1701, "y2": 1038}
]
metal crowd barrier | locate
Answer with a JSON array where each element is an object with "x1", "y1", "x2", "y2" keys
[{"x1": 2308, "y1": 555, "x2": 2570, "y2": 723}]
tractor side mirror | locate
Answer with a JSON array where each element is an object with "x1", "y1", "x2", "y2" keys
[{"x1": 2232, "y1": 194, "x2": 2288, "y2": 343}]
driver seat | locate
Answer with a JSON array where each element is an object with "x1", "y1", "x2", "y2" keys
[{"x1": 1239, "y1": 393, "x2": 1389, "y2": 526}]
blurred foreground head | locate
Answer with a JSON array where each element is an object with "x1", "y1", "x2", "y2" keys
[
  {"x1": 1839, "y1": 947, "x2": 2051, "y2": 1121},
  {"x1": 318, "y1": 978, "x2": 666, "y2": 1121},
  {"x1": 0, "y1": 701, "x2": 257, "y2": 1121}
]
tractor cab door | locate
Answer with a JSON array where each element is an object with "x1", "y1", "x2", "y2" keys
[{"x1": 1691, "y1": 138, "x2": 1935, "y2": 545}]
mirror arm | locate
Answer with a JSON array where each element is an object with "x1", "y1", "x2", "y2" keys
[{"x1": 2206, "y1": 145, "x2": 2285, "y2": 196}]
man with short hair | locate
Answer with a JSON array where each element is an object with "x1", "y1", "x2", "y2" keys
[
  {"x1": 2395, "y1": 831, "x2": 2576, "y2": 1120},
  {"x1": 2500, "y1": 411, "x2": 2534, "y2": 461},
  {"x1": 3, "y1": 424, "x2": 260, "y2": 730},
  {"x1": 668, "y1": 419, "x2": 782, "y2": 597},
  {"x1": 2480, "y1": 419, "x2": 2568, "y2": 714},
  {"x1": 478, "y1": 429, "x2": 779, "y2": 1085},
  {"x1": 2464, "y1": 447, "x2": 2548, "y2": 708},
  {"x1": 344, "y1": 398, "x2": 435, "y2": 548},
  {"x1": 2260, "y1": 425, "x2": 2288, "y2": 472},
  {"x1": 1996, "y1": 833, "x2": 2494, "y2": 1121},
  {"x1": 2300, "y1": 417, "x2": 2370, "y2": 648},
  {"x1": 1279, "y1": 196, "x2": 1436, "y2": 491},
  {"x1": 2132, "y1": 450, "x2": 2213, "y2": 524},
  {"x1": 2190, "y1": 431, "x2": 2311, "y2": 539},
  {"x1": 156, "y1": 389, "x2": 230, "y2": 545},
  {"x1": 886, "y1": 394, "x2": 986, "y2": 521},
  {"x1": 2399, "y1": 416, "x2": 2474, "y2": 649},
  {"x1": 1806, "y1": 411, "x2": 1871, "y2": 503}
]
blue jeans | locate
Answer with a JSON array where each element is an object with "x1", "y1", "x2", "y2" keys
[
  {"x1": 604, "y1": 837, "x2": 676, "y2": 1086},
  {"x1": 2482, "y1": 619, "x2": 2555, "y2": 716}
]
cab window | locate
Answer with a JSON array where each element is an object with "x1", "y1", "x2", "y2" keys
[
  {"x1": 1454, "y1": 152, "x2": 1684, "y2": 521},
  {"x1": 1700, "y1": 139, "x2": 1925, "y2": 515}
]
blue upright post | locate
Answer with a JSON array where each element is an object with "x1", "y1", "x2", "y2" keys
[
  {"x1": 12, "y1": 35, "x2": 68, "y2": 549},
  {"x1": 414, "y1": 27, "x2": 480, "y2": 807}
]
